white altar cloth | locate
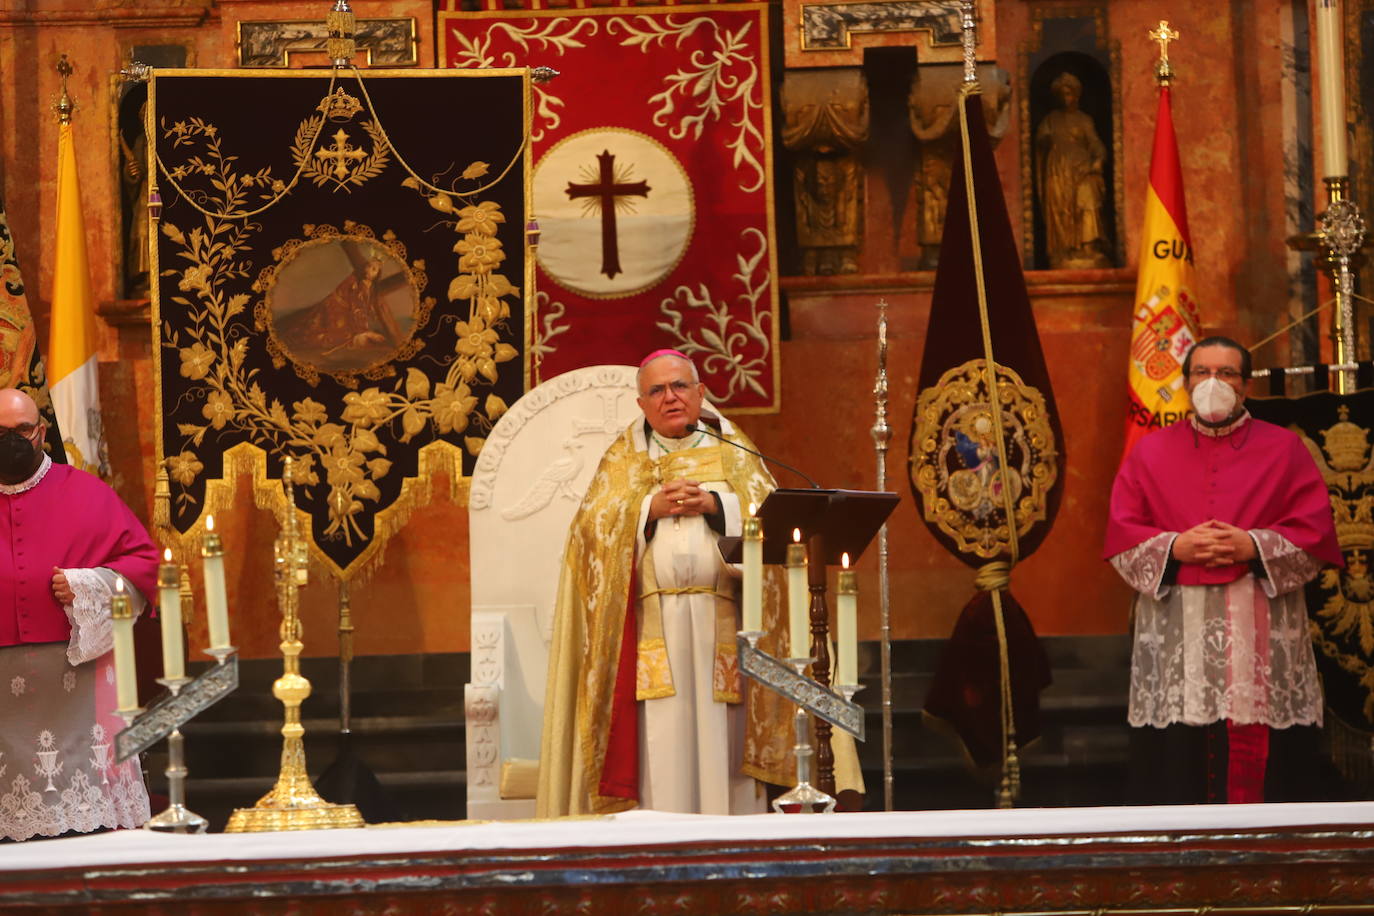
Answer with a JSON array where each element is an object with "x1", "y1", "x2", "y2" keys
[{"x1": 2, "y1": 802, "x2": 1372, "y2": 870}]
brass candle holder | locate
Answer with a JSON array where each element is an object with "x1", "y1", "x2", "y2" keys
[{"x1": 225, "y1": 462, "x2": 363, "y2": 832}]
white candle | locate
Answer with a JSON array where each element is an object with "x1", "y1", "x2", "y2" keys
[
  {"x1": 742, "y1": 504, "x2": 763, "y2": 634},
  {"x1": 202, "y1": 515, "x2": 230, "y2": 650},
  {"x1": 836, "y1": 553, "x2": 857, "y2": 688},
  {"x1": 158, "y1": 548, "x2": 184, "y2": 680},
  {"x1": 786, "y1": 529, "x2": 808, "y2": 660},
  {"x1": 1317, "y1": 0, "x2": 1348, "y2": 177},
  {"x1": 111, "y1": 578, "x2": 138, "y2": 712}
]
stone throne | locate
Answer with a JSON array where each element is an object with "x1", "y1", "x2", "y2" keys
[{"x1": 465, "y1": 365, "x2": 641, "y2": 819}]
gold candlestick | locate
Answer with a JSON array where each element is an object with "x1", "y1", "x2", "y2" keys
[{"x1": 225, "y1": 460, "x2": 363, "y2": 832}]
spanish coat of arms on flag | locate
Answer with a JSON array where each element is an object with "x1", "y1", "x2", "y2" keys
[{"x1": 441, "y1": 2, "x2": 780, "y2": 411}]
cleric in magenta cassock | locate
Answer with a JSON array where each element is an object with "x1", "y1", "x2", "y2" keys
[
  {"x1": 0, "y1": 389, "x2": 159, "y2": 840},
  {"x1": 1105, "y1": 338, "x2": 1344, "y2": 804}
]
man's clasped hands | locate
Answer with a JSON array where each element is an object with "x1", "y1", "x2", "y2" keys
[{"x1": 1172, "y1": 519, "x2": 1257, "y2": 566}]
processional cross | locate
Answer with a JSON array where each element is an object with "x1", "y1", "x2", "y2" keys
[
  {"x1": 566, "y1": 150, "x2": 650, "y2": 280},
  {"x1": 1149, "y1": 20, "x2": 1180, "y2": 82}
]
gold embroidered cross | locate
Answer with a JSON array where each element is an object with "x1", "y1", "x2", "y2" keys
[{"x1": 315, "y1": 128, "x2": 367, "y2": 179}]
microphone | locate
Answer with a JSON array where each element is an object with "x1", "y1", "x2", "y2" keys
[{"x1": 685, "y1": 422, "x2": 821, "y2": 489}]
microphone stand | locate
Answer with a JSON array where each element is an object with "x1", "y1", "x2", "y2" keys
[{"x1": 686, "y1": 422, "x2": 821, "y2": 490}]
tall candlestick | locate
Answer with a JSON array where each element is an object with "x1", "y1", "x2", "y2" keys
[
  {"x1": 111, "y1": 578, "x2": 138, "y2": 712},
  {"x1": 786, "y1": 530, "x2": 808, "y2": 659},
  {"x1": 836, "y1": 553, "x2": 857, "y2": 687},
  {"x1": 158, "y1": 548, "x2": 184, "y2": 680},
  {"x1": 1317, "y1": 0, "x2": 1348, "y2": 177},
  {"x1": 202, "y1": 515, "x2": 230, "y2": 650},
  {"x1": 742, "y1": 504, "x2": 763, "y2": 634}
]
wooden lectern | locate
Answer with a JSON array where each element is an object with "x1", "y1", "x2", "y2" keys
[{"x1": 725, "y1": 488, "x2": 899, "y2": 797}]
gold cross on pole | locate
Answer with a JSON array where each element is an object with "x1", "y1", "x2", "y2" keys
[
  {"x1": 1149, "y1": 20, "x2": 1179, "y2": 61},
  {"x1": 1149, "y1": 20, "x2": 1180, "y2": 85}
]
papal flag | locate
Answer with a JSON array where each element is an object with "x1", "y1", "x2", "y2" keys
[
  {"x1": 1122, "y1": 83, "x2": 1202, "y2": 458},
  {"x1": 48, "y1": 108, "x2": 108, "y2": 476}
]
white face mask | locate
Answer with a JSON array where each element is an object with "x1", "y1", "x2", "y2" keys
[{"x1": 1190, "y1": 376, "x2": 1238, "y2": 424}]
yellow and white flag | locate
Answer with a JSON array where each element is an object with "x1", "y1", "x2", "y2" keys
[
  {"x1": 48, "y1": 115, "x2": 107, "y2": 476},
  {"x1": 1123, "y1": 84, "x2": 1203, "y2": 459}
]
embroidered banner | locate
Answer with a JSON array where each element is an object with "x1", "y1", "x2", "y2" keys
[
  {"x1": 1249, "y1": 391, "x2": 1374, "y2": 738},
  {"x1": 150, "y1": 69, "x2": 529, "y2": 579},
  {"x1": 440, "y1": 3, "x2": 780, "y2": 411},
  {"x1": 0, "y1": 195, "x2": 64, "y2": 461},
  {"x1": 909, "y1": 92, "x2": 1058, "y2": 774}
]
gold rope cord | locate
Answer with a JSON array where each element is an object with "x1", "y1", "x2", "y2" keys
[
  {"x1": 955, "y1": 79, "x2": 1022, "y2": 806},
  {"x1": 151, "y1": 66, "x2": 530, "y2": 221},
  {"x1": 152, "y1": 70, "x2": 341, "y2": 221}
]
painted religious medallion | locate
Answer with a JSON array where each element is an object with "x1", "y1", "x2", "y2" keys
[
  {"x1": 532, "y1": 127, "x2": 694, "y2": 299},
  {"x1": 911, "y1": 358, "x2": 1058, "y2": 558},
  {"x1": 254, "y1": 225, "x2": 430, "y2": 385}
]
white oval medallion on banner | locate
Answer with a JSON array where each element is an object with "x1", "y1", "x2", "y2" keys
[{"x1": 533, "y1": 128, "x2": 694, "y2": 299}]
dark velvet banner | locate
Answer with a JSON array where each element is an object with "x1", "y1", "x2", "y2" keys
[
  {"x1": 1249, "y1": 390, "x2": 1374, "y2": 740},
  {"x1": 910, "y1": 94, "x2": 1059, "y2": 770},
  {"x1": 151, "y1": 70, "x2": 528, "y2": 578}
]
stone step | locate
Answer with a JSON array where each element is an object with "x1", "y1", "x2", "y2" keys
[
  {"x1": 151, "y1": 769, "x2": 468, "y2": 833},
  {"x1": 148, "y1": 716, "x2": 464, "y2": 779}
]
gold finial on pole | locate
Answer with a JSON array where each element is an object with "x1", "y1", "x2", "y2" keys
[
  {"x1": 326, "y1": 0, "x2": 357, "y2": 69},
  {"x1": 1149, "y1": 21, "x2": 1180, "y2": 86},
  {"x1": 960, "y1": 0, "x2": 978, "y2": 84},
  {"x1": 54, "y1": 53, "x2": 74, "y2": 124}
]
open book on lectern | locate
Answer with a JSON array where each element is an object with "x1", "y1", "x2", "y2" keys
[{"x1": 720, "y1": 488, "x2": 900, "y2": 566}]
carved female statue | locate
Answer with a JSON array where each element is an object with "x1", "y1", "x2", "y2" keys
[{"x1": 1035, "y1": 72, "x2": 1110, "y2": 269}]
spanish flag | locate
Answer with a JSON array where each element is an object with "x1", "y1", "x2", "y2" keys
[
  {"x1": 1123, "y1": 85, "x2": 1202, "y2": 458},
  {"x1": 48, "y1": 112, "x2": 107, "y2": 476}
]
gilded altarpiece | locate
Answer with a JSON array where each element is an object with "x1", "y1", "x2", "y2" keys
[
  {"x1": 1018, "y1": 4, "x2": 1123, "y2": 271},
  {"x1": 150, "y1": 70, "x2": 530, "y2": 580}
]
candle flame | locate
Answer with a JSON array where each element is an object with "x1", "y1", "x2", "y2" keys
[
  {"x1": 748, "y1": 502, "x2": 757, "y2": 517},
  {"x1": 114, "y1": 577, "x2": 125, "y2": 594},
  {"x1": 842, "y1": 552, "x2": 850, "y2": 569},
  {"x1": 792, "y1": 528, "x2": 801, "y2": 543},
  {"x1": 163, "y1": 547, "x2": 173, "y2": 563},
  {"x1": 206, "y1": 514, "x2": 216, "y2": 532}
]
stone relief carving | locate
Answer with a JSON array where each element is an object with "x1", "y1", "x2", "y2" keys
[
  {"x1": 781, "y1": 68, "x2": 870, "y2": 276},
  {"x1": 908, "y1": 64, "x2": 1011, "y2": 268}
]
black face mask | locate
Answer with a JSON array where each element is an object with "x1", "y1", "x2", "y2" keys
[{"x1": 0, "y1": 431, "x2": 38, "y2": 482}]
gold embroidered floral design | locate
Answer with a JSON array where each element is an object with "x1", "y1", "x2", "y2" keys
[{"x1": 159, "y1": 118, "x2": 520, "y2": 547}]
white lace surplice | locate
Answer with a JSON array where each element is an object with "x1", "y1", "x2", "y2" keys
[
  {"x1": 0, "y1": 457, "x2": 151, "y2": 840},
  {"x1": 0, "y1": 641, "x2": 151, "y2": 841},
  {"x1": 1111, "y1": 529, "x2": 1326, "y2": 730}
]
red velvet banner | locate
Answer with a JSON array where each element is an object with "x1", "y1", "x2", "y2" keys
[{"x1": 441, "y1": 3, "x2": 780, "y2": 411}]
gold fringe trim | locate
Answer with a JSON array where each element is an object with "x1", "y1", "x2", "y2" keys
[{"x1": 160, "y1": 438, "x2": 471, "y2": 585}]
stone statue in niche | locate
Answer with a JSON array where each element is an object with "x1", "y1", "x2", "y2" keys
[
  {"x1": 781, "y1": 69, "x2": 869, "y2": 275},
  {"x1": 1034, "y1": 72, "x2": 1110, "y2": 269},
  {"x1": 117, "y1": 101, "x2": 150, "y2": 299},
  {"x1": 908, "y1": 65, "x2": 1011, "y2": 269}
]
